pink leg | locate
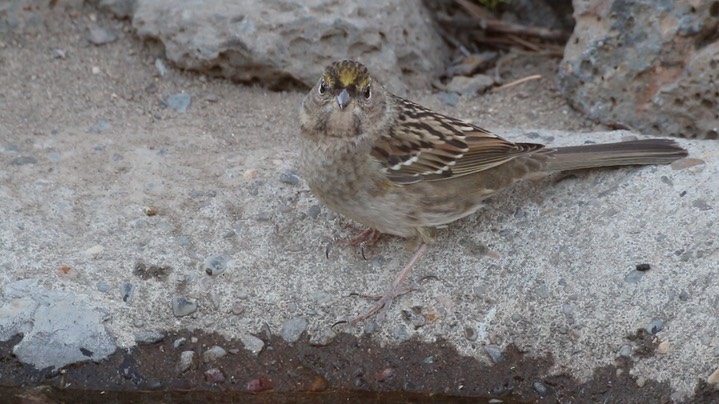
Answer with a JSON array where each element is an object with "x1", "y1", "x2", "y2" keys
[
  {"x1": 350, "y1": 243, "x2": 429, "y2": 324},
  {"x1": 337, "y1": 227, "x2": 381, "y2": 246},
  {"x1": 327, "y1": 228, "x2": 382, "y2": 259}
]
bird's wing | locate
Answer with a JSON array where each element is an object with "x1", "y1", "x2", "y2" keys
[{"x1": 370, "y1": 97, "x2": 545, "y2": 184}]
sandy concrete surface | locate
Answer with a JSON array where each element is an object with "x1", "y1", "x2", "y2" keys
[{"x1": 1, "y1": 5, "x2": 718, "y2": 401}]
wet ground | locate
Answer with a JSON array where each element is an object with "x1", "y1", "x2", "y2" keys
[{"x1": 5, "y1": 328, "x2": 714, "y2": 402}]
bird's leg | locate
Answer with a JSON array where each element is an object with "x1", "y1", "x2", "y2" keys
[
  {"x1": 350, "y1": 242, "x2": 429, "y2": 324},
  {"x1": 338, "y1": 227, "x2": 382, "y2": 246},
  {"x1": 326, "y1": 227, "x2": 383, "y2": 259}
]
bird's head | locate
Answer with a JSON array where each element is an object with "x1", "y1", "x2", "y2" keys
[{"x1": 301, "y1": 60, "x2": 389, "y2": 140}]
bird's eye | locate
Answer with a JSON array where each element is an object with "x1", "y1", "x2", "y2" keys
[
  {"x1": 318, "y1": 81, "x2": 328, "y2": 95},
  {"x1": 363, "y1": 86, "x2": 371, "y2": 100}
]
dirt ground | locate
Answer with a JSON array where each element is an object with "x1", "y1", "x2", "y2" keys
[{"x1": 2, "y1": 3, "x2": 717, "y2": 403}]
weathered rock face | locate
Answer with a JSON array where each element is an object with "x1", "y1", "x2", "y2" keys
[
  {"x1": 558, "y1": 0, "x2": 719, "y2": 139},
  {"x1": 128, "y1": 0, "x2": 448, "y2": 91}
]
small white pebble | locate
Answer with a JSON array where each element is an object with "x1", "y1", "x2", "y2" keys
[{"x1": 84, "y1": 245, "x2": 105, "y2": 259}]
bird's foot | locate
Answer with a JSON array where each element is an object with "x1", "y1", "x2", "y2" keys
[
  {"x1": 326, "y1": 227, "x2": 382, "y2": 259},
  {"x1": 349, "y1": 243, "x2": 429, "y2": 324}
]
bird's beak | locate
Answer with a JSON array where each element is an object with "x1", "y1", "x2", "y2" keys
[{"x1": 337, "y1": 89, "x2": 351, "y2": 110}]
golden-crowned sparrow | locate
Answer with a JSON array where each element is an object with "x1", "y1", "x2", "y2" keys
[{"x1": 299, "y1": 60, "x2": 688, "y2": 323}]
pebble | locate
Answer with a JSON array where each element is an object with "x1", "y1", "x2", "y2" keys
[
  {"x1": 88, "y1": 26, "x2": 118, "y2": 45},
  {"x1": 278, "y1": 170, "x2": 300, "y2": 186},
  {"x1": 484, "y1": 345, "x2": 503, "y2": 363},
  {"x1": 464, "y1": 326, "x2": 478, "y2": 341},
  {"x1": 635, "y1": 263, "x2": 651, "y2": 271},
  {"x1": 204, "y1": 255, "x2": 228, "y2": 276},
  {"x1": 173, "y1": 337, "x2": 186, "y2": 349},
  {"x1": 243, "y1": 169, "x2": 258, "y2": 180},
  {"x1": 532, "y1": 380, "x2": 549, "y2": 396},
  {"x1": 52, "y1": 48, "x2": 66, "y2": 59},
  {"x1": 618, "y1": 345, "x2": 633, "y2": 357},
  {"x1": 171, "y1": 296, "x2": 197, "y2": 317},
  {"x1": 657, "y1": 341, "x2": 670, "y2": 354},
  {"x1": 96, "y1": 281, "x2": 109, "y2": 293},
  {"x1": 646, "y1": 318, "x2": 664, "y2": 334},
  {"x1": 91, "y1": 66, "x2": 101, "y2": 75},
  {"x1": 177, "y1": 351, "x2": 195, "y2": 373},
  {"x1": 155, "y1": 58, "x2": 168, "y2": 76},
  {"x1": 446, "y1": 74, "x2": 494, "y2": 95},
  {"x1": 165, "y1": 93, "x2": 192, "y2": 113},
  {"x1": 307, "y1": 205, "x2": 321, "y2": 219},
  {"x1": 362, "y1": 320, "x2": 379, "y2": 335},
  {"x1": 231, "y1": 302, "x2": 245, "y2": 315},
  {"x1": 206, "y1": 94, "x2": 220, "y2": 102},
  {"x1": 11, "y1": 156, "x2": 37, "y2": 166},
  {"x1": 84, "y1": 245, "x2": 104, "y2": 259},
  {"x1": 561, "y1": 302, "x2": 575, "y2": 316},
  {"x1": 121, "y1": 283, "x2": 136, "y2": 304},
  {"x1": 280, "y1": 317, "x2": 308, "y2": 343},
  {"x1": 204, "y1": 368, "x2": 225, "y2": 383},
  {"x1": 202, "y1": 346, "x2": 227, "y2": 363},
  {"x1": 707, "y1": 367, "x2": 719, "y2": 384},
  {"x1": 636, "y1": 376, "x2": 646, "y2": 387},
  {"x1": 246, "y1": 375, "x2": 274, "y2": 393},
  {"x1": 135, "y1": 331, "x2": 164, "y2": 345},
  {"x1": 392, "y1": 324, "x2": 411, "y2": 342},
  {"x1": 209, "y1": 290, "x2": 220, "y2": 308},
  {"x1": 678, "y1": 290, "x2": 690, "y2": 301},
  {"x1": 624, "y1": 270, "x2": 644, "y2": 284},
  {"x1": 239, "y1": 334, "x2": 265, "y2": 356},
  {"x1": 309, "y1": 328, "x2": 336, "y2": 346}
]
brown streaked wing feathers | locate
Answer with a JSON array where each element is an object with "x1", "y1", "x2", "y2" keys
[{"x1": 371, "y1": 97, "x2": 545, "y2": 184}]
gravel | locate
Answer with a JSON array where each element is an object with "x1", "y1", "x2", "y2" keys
[
  {"x1": 647, "y1": 319, "x2": 664, "y2": 335},
  {"x1": 239, "y1": 334, "x2": 265, "y2": 356},
  {"x1": 202, "y1": 346, "x2": 227, "y2": 363},
  {"x1": 171, "y1": 296, "x2": 198, "y2": 317},
  {"x1": 165, "y1": 93, "x2": 192, "y2": 113},
  {"x1": 484, "y1": 345, "x2": 504, "y2": 363},
  {"x1": 280, "y1": 317, "x2": 308, "y2": 343}
]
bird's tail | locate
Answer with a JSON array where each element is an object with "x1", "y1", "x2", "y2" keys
[{"x1": 543, "y1": 139, "x2": 688, "y2": 172}]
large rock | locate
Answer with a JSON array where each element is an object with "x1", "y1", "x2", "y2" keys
[
  {"x1": 558, "y1": 0, "x2": 719, "y2": 139},
  {"x1": 129, "y1": 0, "x2": 448, "y2": 91},
  {"x1": 0, "y1": 280, "x2": 117, "y2": 370}
]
